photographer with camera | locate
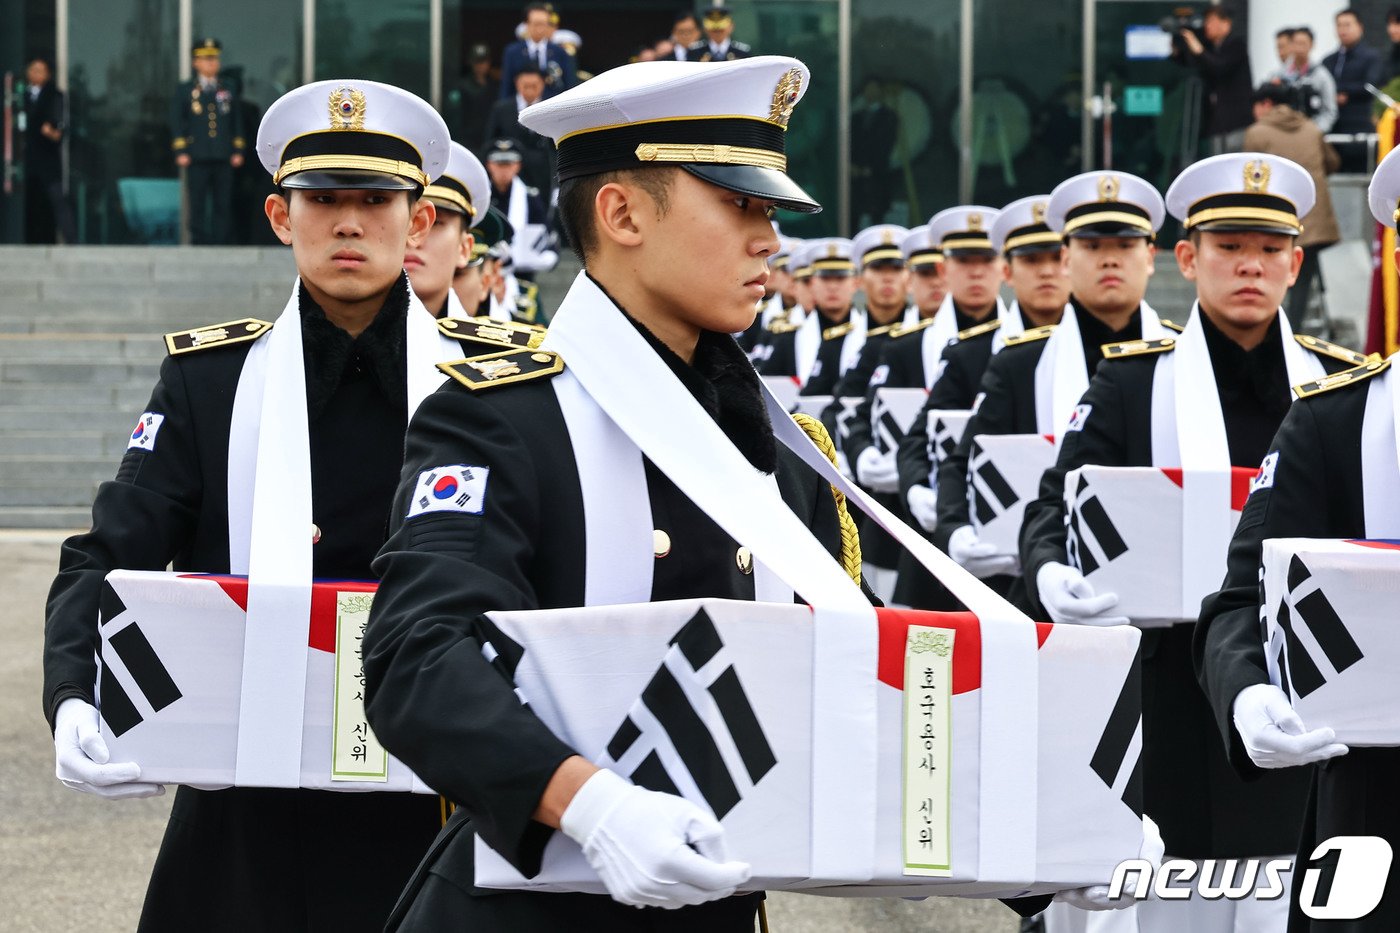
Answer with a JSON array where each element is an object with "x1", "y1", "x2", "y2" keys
[
  {"x1": 1266, "y1": 27, "x2": 1338, "y2": 134},
  {"x1": 1171, "y1": 4, "x2": 1253, "y2": 154}
]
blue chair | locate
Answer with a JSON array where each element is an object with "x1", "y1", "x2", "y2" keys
[{"x1": 117, "y1": 178, "x2": 181, "y2": 244}]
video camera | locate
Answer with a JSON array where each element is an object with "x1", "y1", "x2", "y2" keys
[{"x1": 1160, "y1": 6, "x2": 1206, "y2": 56}]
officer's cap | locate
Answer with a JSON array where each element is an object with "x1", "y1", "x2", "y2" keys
[
  {"x1": 1166, "y1": 152, "x2": 1311, "y2": 236},
  {"x1": 852, "y1": 225, "x2": 909, "y2": 271},
  {"x1": 992, "y1": 195, "x2": 1061, "y2": 256},
  {"x1": 193, "y1": 38, "x2": 222, "y2": 58},
  {"x1": 770, "y1": 235, "x2": 798, "y2": 270},
  {"x1": 1371, "y1": 147, "x2": 1400, "y2": 229},
  {"x1": 424, "y1": 142, "x2": 489, "y2": 220},
  {"x1": 788, "y1": 240, "x2": 813, "y2": 279},
  {"x1": 518, "y1": 56, "x2": 819, "y2": 213},
  {"x1": 704, "y1": 5, "x2": 734, "y2": 27},
  {"x1": 468, "y1": 207, "x2": 513, "y2": 264},
  {"x1": 1047, "y1": 170, "x2": 1164, "y2": 239},
  {"x1": 257, "y1": 79, "x2": 449, "y2": 191},
  {"x1": 927, "y1": 206, "x2": 1000, "y2": 258},
  {"x1": 808, "y1": 238, "x2": 855, "y2": 277},
  {"x1": 486, "y1": 138, "x2": 524, "y2": 164},
  {"x1": 901, "y1": 225, "x2": 943, "y2": 269}
]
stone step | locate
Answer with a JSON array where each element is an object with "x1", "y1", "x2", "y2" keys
[
  {"x1": 0, "y1": 483, "x2": 104, "y2": 508},
  {"x1": 0, "y1": 333, "x2": 167, "y2": 361},
  {"x1": 0, "y1": 506, "x2": 91, "y2": 529},
  {"x1": 1, "y1": 359, "x2": 156, "y2": 387},
  {"x1": 0, "y1": 431, "x2": 124, "y2": 458},
  {"x1": 0, "y1": 384, "x2": 154, "y2": 410},
  {"x1": 3, "y1": 455, "x2": 118, "y2": 484},
  {"x1": 0, "y1": 408, "x2": 142, "y2": 433}
]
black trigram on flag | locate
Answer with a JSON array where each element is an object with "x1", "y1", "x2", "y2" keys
[
  {"x1": 600, "y1": 609, "x2": 777, "y2": 819},
  {"x1": 872, "y1": 395, "x2": 903, "y2": 454},
  {"x1": 1066, "y1": 474, "x2": 1129, "y2": 576},
  {"x1": 929, "y1": 415, "x2": 964, "y2": 466},
  {"x1": 1272, "y1": 555, "x2": 1363, "y2": 700},
  {"x1": 97, "y1": 582, "x2": 183, "y2": 737},
  {"x1": 1088, "y1": 653, "x2": 1143, "y2": 817},
  {"x1": 834, "y1": 397, "x2": 863, "y2": 447},
  {"x1": 968, "y1": 438, "x2": 1021, "y2": 527}
]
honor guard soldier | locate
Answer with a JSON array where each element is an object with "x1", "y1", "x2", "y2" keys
[
  {"x1": 1194, "y1": 150, "x2": 1400, "y2": 932},
  {"x1": 902, "y1": 224, "x2": 947, "y2": 320},
  {"x1": 1020, "y1": 154, "x2": 1367, "y2": 932},
  {"x1": 896, "y1": 195, "x2": 1070, "y2": 608},
  {"x1": 453, "y1": 205, "x2": 514, "y2": 318},
  {"x1": 788, "y1": 239, "x2": 815, "y2": 321},
  {"x1": 171, "y1": 38, "x2": 245, "y2": 245},
  {"x1": 692, "y1": 5, "x2": 751, "y2": 61},
  {"x1": 760, "y1": 237, "x2": 867, "y2": 395},
  {"x1": 931, "y1": 173, "x2": 1168, "y2": 609},
  {"x1": 408, "y1": 141, "x2": 490, "y2": 319},
  {"x1": 45, "y1": 79, "x2": 527, "y2": 932}
]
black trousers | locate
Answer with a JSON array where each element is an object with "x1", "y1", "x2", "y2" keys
[
  {"x1": 187, "y1": 159, "x2": 234, "y2": 245},
  {"x1": 1286, "y1": 244, "x2": 1326, "y2": 333},
  {"x1": 24, "y1": 170, "x2": 77, "y2": 243}
]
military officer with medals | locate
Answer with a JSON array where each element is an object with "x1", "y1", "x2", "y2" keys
[
  {"x1": 1021, "y1": 154, "x2": 1367, "y2": 932},
  {"x1": 171, "y1": 38, "x2": 245, "y2": 245},
  {"x1": 1193, "y1": 149, "x2": 1400, "y2": 933},
  {"x1": 45, "y1": 79, "x2": 528, "y2": 931},
  {"x1": 691, "y1": 5, "x2": 751, "y2": 61},
  {"x1": 895, "y1": 195, "x2": 1070, "y2": 609},
  {"x1": 759, "y1": 237, "x2": 867, "y2": 395}
]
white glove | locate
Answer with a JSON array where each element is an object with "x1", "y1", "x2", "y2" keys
[
  {"x1": 560, "y1": 769, "x2": 751, "y2": 909},
  {"x1": 906, "y1": 485, "x2": 939, "y2": 532},
  {"x1": 1036, "y1": 562, "x2": 1127, "y2": 626},
  {"x1": 948, "y1": 525, "x2": 1019, "y2": 579},
  {"x1": 856, "y1": 447, "x2": 900, "y2": 493},
  {"x1": 1232, "y1": 684, "x2": 1349, "y2": 769},
  {"x1": 53, "y1": 698, "x2": 165, "y2": 799},
  {"x1": 1053, "y1": 814, "x2": 1164, "y2": 910}
]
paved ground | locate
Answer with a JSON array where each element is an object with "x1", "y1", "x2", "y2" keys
[{"x1": 0, "y1": 530, "x2": 1017, "y2": 932}]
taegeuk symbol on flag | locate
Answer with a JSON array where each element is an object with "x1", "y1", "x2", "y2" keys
[{"x1": 407, "y1": 464, "x2": 490, "y2": 518}]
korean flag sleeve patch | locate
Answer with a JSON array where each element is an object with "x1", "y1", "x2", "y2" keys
[
  {"x1": 127, "y1": 412, "x2": 166, "y2": 451},
  {"x1": 407, "y1": 464, "x2": 490, "y2": 519},
  {"x1": 1065, "y1": 403, "x2": 1092, "y2": 433},
  {"x1": 1251, "y1": 451, "x2": 1279, "y2": 494}
]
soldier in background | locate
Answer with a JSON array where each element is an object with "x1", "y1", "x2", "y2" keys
[
  {"x1": 171, "y1": 39, "x2": 245, "y2": 245},
  {"x1": 692, "y1": 5, "x2": 751, "y2": 61}
]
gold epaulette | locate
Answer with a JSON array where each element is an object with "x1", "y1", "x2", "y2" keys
[
  {"x1": 1101, "y1": 336, "x2": 1175, "y2": 359},
  {"x1": 768, "y1": 319, "x2": 802, "y2": 335},
  {"x1": 438, "y1": 316, "x2": 546, "y2": 349},
  {"x1": 165, "y1": 318, "x2": 272, "y2": 355},
  {"x1": 1002, "y1": 325, "x2": 1057, "y2": 348},
  {"x1": 1293, "y1": 357, "x2": 1390, "y2": 399},
  {"x1": 957, "y1": 318, "x2": 1002, "y2": 341},
  {"x1": 823, "y1": 321, "x2": 855, "y2": 341},
  {"x1": 1294, "y1": 333, "x2": 1368, "y2": 367},
  {"x1": 866, "y1": 323, "x2": 897, "y2": 338},
  {"x1": 439, "y1": 347, "x2": 563, "y2": 391},
  {"x1": 889, "y1": 316, "x2": 936, "y2": 339},
  {"x1": 1159, "y1": 318, "x2": 1185, "y2": 333}
]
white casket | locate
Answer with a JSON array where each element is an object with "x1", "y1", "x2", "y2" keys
[
  {"x1": 924, "y1": 410, "x2": 972, "y2": 491},
  {"x1": 1262, "y1": 538, "x2": 1400, "y2": 746},
  {"x1": 873, "y1": 387, "x2": 930, "y2": 454},
  {"x1": 761, "y1": 375, "x2": 801, "y2": 414},
  {"x1": 95, "y1": 571, "x2": 430, "y2": 792},
  {"x1": 790, "y1": 394, "x2": 832, "y2": 419},
  {"x1": 967, "y1": 434, "x2": 1056, "y2": 557},
  {"x1": 1064, "y1": 467, "x2": 1257, "y2": 626},
  {"x1": 472, "y1": 598, "x2": 1145, "y2": 897}
]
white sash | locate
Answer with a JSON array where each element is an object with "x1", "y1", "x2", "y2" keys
[
  {"x1": 838, "y1": 309, "x2": 869, "y2": 376},
  {"x1": 506, "y1": 176, "x2": 529, "y2": 240},
  {"x1": 225, "y1": 280, "x2": 458, "y2": 787},
  {"x1": 794, "y1": 310, "x2": 822, "y2": 385},
  {"x1": 991, "y1": 299, "x2": 1027, "y2": 354},
  {"x1": 1149, "y1": 304, "x2": 1325, "y2": 614},
  {"x1": 923, "y1": 294, "x2": 1009, "y2": 388},
  {"x1": 539, "y1": 272, "x2": 1038, "y2": 883},
  {"x1": 1361, "y1": 361, "x2": 1400, "y2": 536},
  {"x1": 444, "y1": 289, "x2": 472, "y2": 321}
]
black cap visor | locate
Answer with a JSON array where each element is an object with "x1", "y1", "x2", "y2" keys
[
  {"x1": 1064, "y1": 221, "x2": 1152, "y2": 240},
  {"x1": 280, "y1": 169, "x2": 419, "y2": 191},
  {"x1": 1190, "y1": 218, "x2": 1300, "y2": 236},
  {"x1": 942, "y1": 245, "x2": 998, "y2": 259},
  {"x1": 681, "y1": 163, "x2": 821, "y2": 214},
  {"x1": 1006, "y1": 241, "x2": 1064, "y2": 258},
  {"x1": 470, "y1": 205, "x2": 514, "y2": 248}
]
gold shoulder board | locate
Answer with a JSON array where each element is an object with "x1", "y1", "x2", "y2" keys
[
  {"x1": 1101, "y1": 336, "x2": 1175, "y2": 359},
  {"x1": 823, "y1": 322, "x2": 855, "y2": 341},
  {"x1": 165, "y1": 318, "x2": 272, "y2": 355},
  {"x1": 1293, "y1": 357, "x2": 1390, "y2": 399},
  {"x1": 866, "y1": 323, "x2": 897, "y2": 338},
  {"x1": 1003, "y1": 325, "x2": 1057, "y2": 348},
  {"x1": 439, "y1": 347, "x2": 564, "y2": 391},
  {"x1": 438, "y1": 316, "x2": 546, "y2": 350},
  {"x1": 888, "y1": 316, "x2": 935, "y2": 340},
  {"x1": 957, "y1": 318, "x2": 1002, "y2": 341},
  {"x1": 1294, "y1": 333, "x2": 1369, "y2": 368},
  {"x1": 768, "y1": 320, "x2": 802, "y2": 335},
  {"x1": 1159, "y1": 318, "x2": 1186, "y2": 333}
]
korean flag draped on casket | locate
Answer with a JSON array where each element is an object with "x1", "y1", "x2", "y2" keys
[
  {"x1": 967, "y1": 434, "x2": 1056, "y2": 557},
  {"x1": 872, "y1": 387, "x2": 931, "y2": 453},
  {"x1": 1263, "y1": 538, "x2": 1400, "y2": 746}
]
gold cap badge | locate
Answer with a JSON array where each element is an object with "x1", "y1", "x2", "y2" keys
[
  {"x1": 1244, "y1": 159, "x2": 1271, "y2": 193},
  {"x1": 881, "y1": 229, "x2": 895, "y2": 245},
  {"x1": 1098, "y1": 174, "x2": 1119, "y2": 201},
  {"x1": 328, "y1": 87, "x2": 367, "y2": 131},
  {"x1": 826, "y1": 242, "x2": 839, "y2": 258},
  {"x1": 967, "y1": 212, "x2": 983, "y2": 231},
  {"x1": 770, "y1": 68, "x2": 802, "y2": 128},
  {"x1": 1031, "y1": 202, "x2": 1047, "y2": 223}
]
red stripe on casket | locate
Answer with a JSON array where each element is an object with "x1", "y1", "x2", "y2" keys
[
  {"x1": 875, "y1": 607, "x2": 1051, "y2": 694},
  {"x1": 1347, "y1": 539, "x2": 1400, "y2": 551},
  {"x1": 176, "y1": 574, "x2": 377, "y2": 654},
  {"x1": 1159, "y1": 467, "x2": 1259, "y2": 512}
]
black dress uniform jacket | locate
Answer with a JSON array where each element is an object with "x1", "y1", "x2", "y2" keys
[
  {"x1": 170, "y1": 77, "x2": 245, "y2": 161},
  {"x1": 363, "y1": 314, "x2": 853, "y2": 930},
  {"x1": 43, "y1": 276, "x2": 484, "y2": 933},
  {"x1": 1195, "y1": 360, "x2": 1400, "y2": 931},
  {"x1": 758, "y1": 308, "x2": 854, "y2": 396},
  {"x1": 1018, "y1": 312, "x2": 1353, "y2": 860}
]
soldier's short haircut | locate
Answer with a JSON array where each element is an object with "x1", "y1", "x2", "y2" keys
[{"x1": 558, "y1": 167, "x2": 676, "y2": 264}]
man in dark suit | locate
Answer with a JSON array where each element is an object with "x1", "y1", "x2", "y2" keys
[
  {"x1": 1324, "y1": 7, "x2": 1384, "y2": 170},
  {"x1": 1172, "y1": 4, "x2": 1252, "y2": 154},
  {"x1": 22, "y1": 58, "x2": 77, "y2": 244},
  {"x1": 484, "y1": 64, "x2": 555, "y2": 199},
  {"x1": 499, "y1": 2, "x2": 576, "y2": 101},
  {"x1": 666, "y1": 12, "x2": 702, "y2": 61},
  {"x1": 690, "y1": 5, "x2": 751, "y2": 61}
]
